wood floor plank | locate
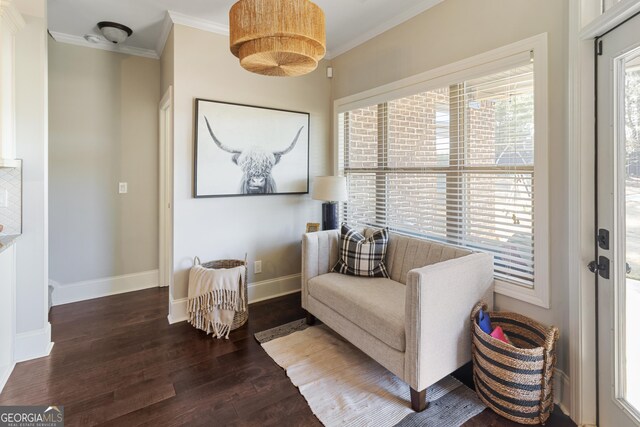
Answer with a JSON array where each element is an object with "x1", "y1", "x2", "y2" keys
[
  {"x1": 101, "y1": 363, "x2": 261, "y2": 426},
  {"x1": 230, "y1": 393, "x2": 323, "y2": 427},
  {"x1": 0, "y1": 288, "x2": 576, "y2": 427},
  {"x1": 69, "y1": 377, "x2": 176, "y2": 426}
]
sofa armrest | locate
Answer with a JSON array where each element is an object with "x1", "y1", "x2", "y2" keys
[
  {"x1": 301, "y1": 230, "x2": 340, "y2": 309},
  {"x1": 404, "y1": 252, "x2": 494, "y2": 391}
]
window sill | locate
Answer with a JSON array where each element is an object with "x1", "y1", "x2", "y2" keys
[{"x1": 494, "y1": 278, "x2": 550, "y2": 309}]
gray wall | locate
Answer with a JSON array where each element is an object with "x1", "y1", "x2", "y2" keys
[
  {"x1": 170, "y1": 25, "x2": 332, "y2": 299},
  {"x1": 15, "y1": 7, "x2": 49, "y2": 338},
  {"x1": 330, "y1": 0, "x2": 570, "y2": 373},
  {"x1": 48, "y1": 41, "x2": 161, "y2": 284}
]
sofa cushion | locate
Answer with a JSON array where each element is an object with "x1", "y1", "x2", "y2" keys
[
  {"x1": 308, "y1": 273, "x2": 405, "y2": 351},
  {"x1": 332, "y1": 224, "x2": 389, "y2": 278}
]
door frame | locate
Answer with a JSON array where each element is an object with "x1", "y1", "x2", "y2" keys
[
  {"x1": 159, "y1": 86, "x2": 174, "y2": 293},
  {"x1": 569, "y1": 1, "x2": 640, "y2": 426}
]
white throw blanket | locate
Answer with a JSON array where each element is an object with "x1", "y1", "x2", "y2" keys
[{"x1": 187, "y1": 264, "x2": 246, "y2": 339}]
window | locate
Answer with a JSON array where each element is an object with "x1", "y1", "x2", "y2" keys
[
  {"x1": 603, "y1": 0, "x2": 622, "y2": 13},
  {"x1": 335, "y1": 35, "x2": 549, "y2": 307}
]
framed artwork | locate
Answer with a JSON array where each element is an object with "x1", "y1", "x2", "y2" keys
[
  {"x1": 306, "y1": 222, "x2": 320, "y2": 233},
  {"x1": 194, "y1": 98, "x2": 310, "y2": 198}
]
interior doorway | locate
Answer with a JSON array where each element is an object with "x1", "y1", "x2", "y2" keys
[
  {"x1": 158, "y1": 86, "x2": 173, "y2": 291},
  {"x1": 595, "y1": 11, "x2": 640, "y2": 427}
]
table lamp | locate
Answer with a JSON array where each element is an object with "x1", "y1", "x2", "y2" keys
[{"x1": 312, "y1": 176, "x2": 348, "y2": 230}]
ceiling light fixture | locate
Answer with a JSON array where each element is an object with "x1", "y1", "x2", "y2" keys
[
  {"x1": 229, "y1": 0, "x2": 326, "y2": 77},
  {"x1": 83, "y1": 34, "x2": 101, "y2": 44},
  {"x1": 97, "y1": 21, "x2": 133, "y2": 44}
]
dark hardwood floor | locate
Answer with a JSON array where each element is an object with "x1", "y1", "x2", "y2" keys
[{"x1": 0, "y1": 288, "x2": 575, "y2": 426}]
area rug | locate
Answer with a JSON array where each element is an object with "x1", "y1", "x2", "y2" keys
[{"x1": 255, "y1": 320, "x2": 486, "y2": 427}]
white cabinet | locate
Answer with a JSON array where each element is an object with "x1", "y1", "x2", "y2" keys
[
  {"x1": 0, "y1": 243, "x2": 16, "y2": 392},
  {"x1": 0, "y1": 1, "x2": 25, "y2": 163}
]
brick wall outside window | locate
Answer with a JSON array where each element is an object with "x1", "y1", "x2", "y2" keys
[{"x1": 338, "y1": 62, "x2": 535, "y2": 285}]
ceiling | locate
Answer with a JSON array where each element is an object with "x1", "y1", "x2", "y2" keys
[{"x1": 48, "y1": 0, "x2": 444, "y2": 59}]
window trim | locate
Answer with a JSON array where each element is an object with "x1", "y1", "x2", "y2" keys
[{"x1": 333, "y1": 33, "x2": 549, "y2": 308}]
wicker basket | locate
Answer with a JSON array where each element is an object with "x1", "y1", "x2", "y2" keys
[
  {"x1": 196, "y1": 257, "x2": 248, "y2": 331},
  {"x1": 470, "y1": 302, "x2": 559, "y2": 425}
]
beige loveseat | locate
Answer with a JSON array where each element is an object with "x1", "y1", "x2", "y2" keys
[{"x1": 301, "y1": 229, "x2": 494, "y2": 411}]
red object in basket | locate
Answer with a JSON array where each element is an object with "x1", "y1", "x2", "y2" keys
[{"x1": 490, "y1": 326, "x2": 509, "y2": 344}]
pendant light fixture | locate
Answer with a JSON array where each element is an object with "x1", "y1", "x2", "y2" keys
[{"x1": 229, "y1": 0, "x2": 326, "y2": 77}]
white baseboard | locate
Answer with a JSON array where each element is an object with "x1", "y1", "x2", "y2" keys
[
  {"x1": 51, "y1": 270, "x2": 159, "y2": 306},
  {"x1": 14, "y1": 322, "x2": 53, "y2": 363},
  {"x1": 0, "y1": 362, "x2": 16, "y2": 394},
  {"x1": 168, "y1": 273, "x2": 301, "y2": 324},
  {"x1": 168, "y1": 293, "x2": 189, "y2": 325},
  {"x1": 247, "y1": 273, "x2": 301, "y2": 303},
  {"x1": 554, "y1": 368, "x2": 571, "y2": 417}
]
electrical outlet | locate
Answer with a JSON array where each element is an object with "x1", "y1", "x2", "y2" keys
[
  {"x1": 118, "y1": 182, "x2": 128, "y2": 194},
  {"x1": 254, "y1": 260, "x2": 262, "y2": 274},
  {"x1": 0, "y1": 188, "x2": 7, "y2": 207}
]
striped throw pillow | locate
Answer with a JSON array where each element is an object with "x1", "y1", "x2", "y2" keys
[{"x1": 332, "y1": 224, "x2": 390, "y2": 278}]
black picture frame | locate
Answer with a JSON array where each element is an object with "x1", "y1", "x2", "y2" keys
[{"x1": 194, "y1": 98, "x2": 310, "y2": 198}]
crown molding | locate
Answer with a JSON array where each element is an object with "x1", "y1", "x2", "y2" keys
[
  {"x1": 168, "y1": 10, "x2": 229, "y2": 35},
  {"x1": 325, "y1": 0, "x2": 444, "y2": 59},
  {"x1": 0, "y1": 0, "x2": 26, "y2": 34},
  {"x1": 155, "y1": 10, "x2": 229, "y2": 59},
  {"x1": 155, "y1": 11, "x2": 173, "y2": 57},
  {"x1": 49, "y1": 31, "x2": 159, "y2": 59},
  {"x1": 50, "y1": 0, "x2": 445, "y2": 62},
  {"x1": 163, "y1": 1, "x2": 443, "y2": 60}
]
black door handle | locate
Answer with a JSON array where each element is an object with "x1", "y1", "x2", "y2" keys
[{"x1": 588, "y1": 256, "x2": 610, "y2": 280}]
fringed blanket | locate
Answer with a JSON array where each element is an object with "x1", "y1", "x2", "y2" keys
[{"x1": 187, "y1": 264, "x2": 246, "y2": 339}]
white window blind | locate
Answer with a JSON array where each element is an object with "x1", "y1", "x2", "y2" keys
[{"x1": 338, "y1": 61, "x2": 536, "y2": 288}]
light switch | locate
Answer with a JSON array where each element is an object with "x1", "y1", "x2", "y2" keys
[
  {"x1": 118, "y1": 182, "x2": 128, "y2": 194},
  {"x1": 0, "y1": 188, "x2": 7, "y2": 207}
]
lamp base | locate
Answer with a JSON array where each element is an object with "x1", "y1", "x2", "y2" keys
[{"x1": 321, "y1": 202, "x2": 339, "y2": 230}]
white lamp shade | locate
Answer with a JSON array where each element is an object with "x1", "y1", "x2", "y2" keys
[
  {"x1": 312, "y1": 176, "x2": 348, "y2": 202},
  {"x1": 101, "y1": 27, "x2": 128, "y2": 43}
]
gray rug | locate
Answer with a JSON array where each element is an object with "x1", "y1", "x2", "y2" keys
[
  {"x1": 254, "y1": 318, "x2": 309, "y2": 343},
  {"x1": 394, "y1": 385, "x2": 485, "y2": 427},
  {"x1": 255, "y1": 320, "x2": 485, "y2": 427}
]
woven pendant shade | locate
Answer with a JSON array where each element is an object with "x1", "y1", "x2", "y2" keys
[{"x1": 229, "y1": 0, "x2": 326, "y2": 77}]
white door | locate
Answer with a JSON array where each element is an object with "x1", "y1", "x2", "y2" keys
[{"x1": 596, "y1": 11, "x2": 640, "y2": 427}]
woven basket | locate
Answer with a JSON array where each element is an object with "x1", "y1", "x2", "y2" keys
[
  {"x1": 470, "y1": 302, "x2": 559, "y2": 425},
  {"x1": 197, "y1": 258, "x2": 249, "y2": 331}
]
